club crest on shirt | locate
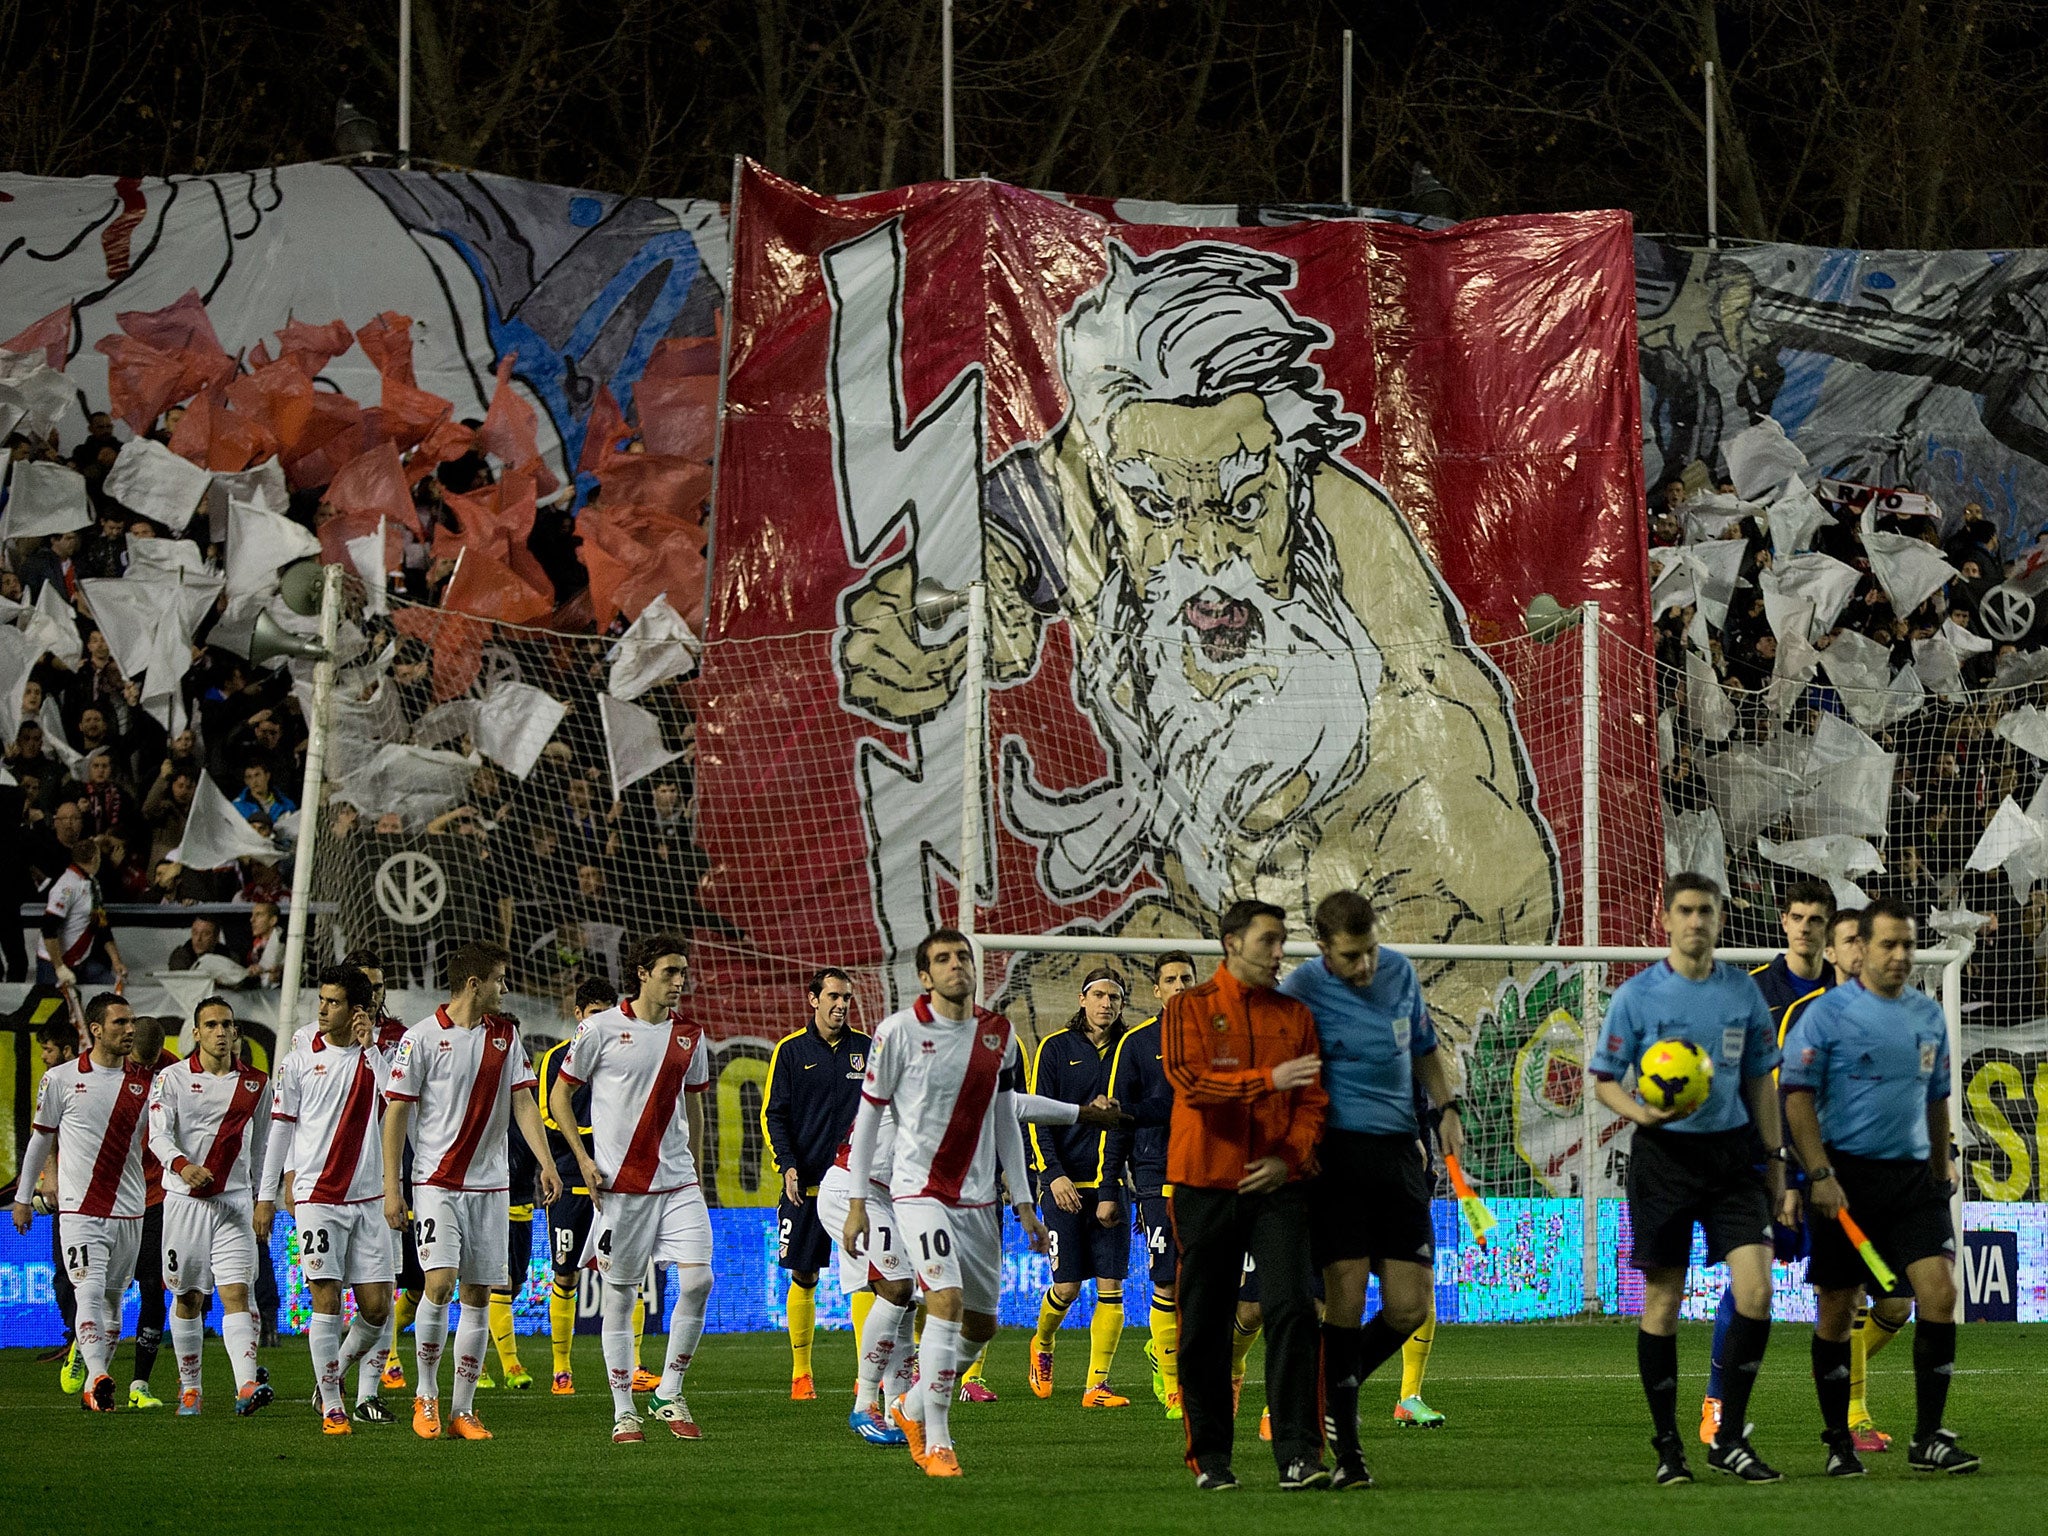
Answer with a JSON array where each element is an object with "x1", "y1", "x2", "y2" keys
[
  {"x1": 981, "y1": 1032, "x2": 1002, "y2": 1052},
  {"x1": 491, "y1": 1037, "x2": 509, "y2": 1051},
  {"x1": 127, "y1": 1082, "x2": 144, "y2": 1096},
  {"x1": 1211, "y1": 1015, "x2": 1229, "y2": 1032},
  {"x1": 1919, "y1": 1040, "x2": 1938, "y2": 1074},
  {"x1": 1800, "y1": 1047, "x2": 1817, "y2": 1066},
  {"x1": 850, "y1": 1053, "x2": 864, "y2": 1071}
]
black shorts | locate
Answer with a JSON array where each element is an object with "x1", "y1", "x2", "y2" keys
[
  {"x1": 1806, "y1": 1150, "x2": 1954, "y2": 1294},
  {"x1": 1310, "y1": 1130, "x2": 1436, "y2": 1270},
  {"x1": 1042, "y1": 1192, "x2": 1130, "y2": 1285},
  {"x1": 1139, "y1": 1193, "x2": 1177, "y2": 1290},
  {"x1": 777, "y1": 1194, "x2": 833, "y2": 1275},
  {"x1": 505, "y1": 1210, "x2": 533, "y2": 1289},
  {"x1": 399, "y1": 1209, "x2": 425, "y2": 1293},
  {"x1": 547, "y1": 1191, "x2": 595, "y2": 1278},
  {"x1": 1626, "y1": 1126, "x2": 1774, "y2": 1271}
]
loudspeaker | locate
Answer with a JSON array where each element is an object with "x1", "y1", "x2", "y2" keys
[
  {"x1": 247, "y1": 610, "x2": 329, "y2": 666},
  {"x1": 278, "y1": 558, "x2": 326, "y2": 617}
]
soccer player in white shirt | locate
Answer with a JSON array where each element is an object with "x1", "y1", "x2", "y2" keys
[
  {"x1": 11, "y1": 993, "x2": 150, "y2": 1412},
  {"x1": 149, "y1": 992, "x2": 273, "y2": 1417},
  {"x1": 549, "y1": 933, "x2": 715, "y2": 1445},
  {"x1": 843, "y1": 929, "x2": 1049, "y2": 1479},
  {"x1": 381, "y1": 941, "x2": 560, "y2": 1441},
  {"x1": 259, "y1": 965, "x2": 398, "y2": 1433}
]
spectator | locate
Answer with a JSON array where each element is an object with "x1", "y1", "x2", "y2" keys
[
  {"x1": 167, "y1": 916, "x2": 224, "y2": 971},
  {"x1": 78, "y1": 749, "x2": 137, "y2": 838},
  {"x1": 244, "y1": 901, "x2": 283, "y2": 986},
  {"x1": 231, "y1": 760, "x2": 297, "y2": 829},
  {"x1": 19, "y1": 529, "x2": 82, "y2": 601},
  {"x1": 144, "y1": 764, "x2": 197, "y2": 866}
]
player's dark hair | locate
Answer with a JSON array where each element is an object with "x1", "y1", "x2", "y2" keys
[
  {"x1": 34, "y1": 1019, "x2": 77, "y2": 1054},
  {"x1": 628, "y1": 932, "x2": 690, "y2": 980},
  {"x1": 316, "y1": 964, "x2": 373, "y2": 1012},
  {"x1": 341, "y1": 946, "x2": 384, "y2": 972},
  {"x1": 1780, "y1": 879, "x2": 1836, "y2": 916},
  {"x1": 129, "y1": 1015, "x2": 166, "y2": 1062},
  {"x1": 1152, "y1": 949, "x2": 1197, "y2": 981},
  {"x1": 1312, "y1": 890, "x2": 1377, "y2": 941},
  {"x1": 914, "y1": 928, "x2": 971, "y2": 976},
  {"x1": 574, "y1": 976, "x2": 619, "y2": 1012},
  {"x1": 1218, "y1": 900, "x2": 1286, "y2": 942},
  {"x1": 1069, "y1": 966, "x2": 1126, "y2": 1030},
  {"x1": 82, "y1": 991, "x2": 129, "y2": 1031},
  {"x1": 808, "y1": 966, "x2": 854, "y2": 996},
  {"x1": 1660, "y1": 872, "x2": 1722, "y2": 910},
  {"x1": 447, "y1": 941, "x2": 512, "y2": 993},
  {"x1": 194, "y1": 993, "x2": 240, "y2": 1027},
  {"x1": 1856, "y1": 897, "x2": 1915, "y2": 942},
  {"x1": 1829, "y1": 907, "x2": 1864, "y2": 939}
]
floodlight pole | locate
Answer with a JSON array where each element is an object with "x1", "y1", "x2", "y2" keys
[
  {"x1": 1341, "y1": 29, "x2": 1354, "y2": 207},
  {"x1": 942, "y1": 0, "x2": 956, "y2": 180},
  {"x1": 1703, "y1": 59, "x2": 1717, "y2": 249},
  {"x1": 398, "y1": 0, "x2": 413, "y2": 168},
  {"x1": 275, "y1": 563, "x2": 342, "y2": 1041},
  {"x1": 1579, "y1": 600, "x2": 1604, "y2": 1314}
]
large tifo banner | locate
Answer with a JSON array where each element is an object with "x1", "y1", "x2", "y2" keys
[
  {"x1": 0, "y1": 163, "x2": 726, "y2": 481},
  {"x1": 1636, "y1": 237, "x2": 2048, "y2": 551},
  {"x1": 700, "y1": 162, "x2": 1654, "y2": 1036}
]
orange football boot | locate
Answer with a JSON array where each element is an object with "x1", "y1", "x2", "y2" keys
[
  {"x1": 446, "y1": 1411, "x2": 493, "y2": 1440},
  {"x1": 924, "y1": 1446, "x2": 963, "y2": 1478}
]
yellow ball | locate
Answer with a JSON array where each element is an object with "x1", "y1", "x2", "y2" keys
[{"x1": 1637, "y1": 1038, "x2": 1713, "y2": 1116}]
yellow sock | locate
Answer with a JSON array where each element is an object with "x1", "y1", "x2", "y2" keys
[
  {"x1": 389, "y1": 1291, "x2": 419, "y2": 1368},
  {"x1": 913, "y1": 1302, "x2": 926, "y2": 1348},
  {"x1": 548, "y1": 1281, "x2": 576, "y2": 1374},
  {"x1": 632, "y1": 1295, "x2": 646, "y2": 1366},
  {"x1": 1848, "y1": 1305, "x2": 1870, "y2": 1421},
  {"x1": 1088, "y1": 1297, "x2": 1125, "y2": 1389},
  {"x1": 850, "y1": 1288, "x2": 874, "y2": 1353},
  {"x1": 787, "y1": 1280, "x2": 817, "y2": 1379},
  {"x1": 1150, "y1": 1303, "x2": 1179, "y2": 1397},
  {"x1": 1401, "y1": 1315, "x2": 1436, "y2": 1400},
  {"x1": 1230, "y1": 1320, "x2": 1261, "y2": 1382},
  {"x1": 488, "y1": 1293, "x2": 523, "y2": 1373},
  {"x1": 1033, "y1": 1288, "x2": 1074, "y2": 1354},
  {"x1": 961, "y1": 1344, "x2": 987, "y2": 1384}
]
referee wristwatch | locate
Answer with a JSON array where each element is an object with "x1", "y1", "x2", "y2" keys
[{"x1": 1807, "y1": 1163, "x2": 1834, "y2": 1184}]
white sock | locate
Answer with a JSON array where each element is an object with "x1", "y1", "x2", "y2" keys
[
  {"x1": 450, "y1": 1305, "x2": 490, "y2": 1415},
  {"x1": 857, "y1": 1297, "x2": 909, "y2": 1413},
  {"x1": 76, "y1": 1290, "x2": 114, "y2": 1382},
  {"x1": 171, "y1": 1312, "x2": 205, "y2": 1392},
  {"x1": 888, "y1": 1304, "x2": 919, "y2": 1404},
  {"x1": 337, "y1": 1315, "x2": 382, "y2": 1403},
  {"x1": 414, "y1": 1297, "x2": 449, "y2": 1402},
  {"x1": 221, "y1": 1310, "x2": 259, "y2": 1393},
  {"x1": 601, "y1": 1281, "x2": 639, "y2": 1417},
  {"x1": 920, "y1": 1318, "x2": 961, "y2": 1452},
  {"x1": 360, "y1": 1314, "x2": 394, "y2": 1403},
  {"x1": 309, "y1": 1312, "x2": 345, "y2": 1412},
  {"x1": 658, "y1": 1269, "x2": 711, "y2": 1399}
]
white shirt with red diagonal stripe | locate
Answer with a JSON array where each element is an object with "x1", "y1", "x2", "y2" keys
[
  {"x1": 147, "y1": 1056, "x2": 271, "y2": 1201},
  {"x1": 860, "y1": 997, "x2": 1021, "y2": 1208},
  {"x1": 265, "y1": 1032, "x2": 391, "y2": 1205},
  {"x1": 384, "y1": 1008, "x2": 536, "y2": 1192},
  {"x1": 42, "y1": 865, "x2": 101, "y2": 966},
  {"x1": 555, "y1": 999, "x2": 711, "y2": 1196},
  {"x1": 32, "y1": 1054, "x2": 152, "y2": 1218}
]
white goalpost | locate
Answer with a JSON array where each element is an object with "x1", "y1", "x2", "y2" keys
[{"x1": 969, "y1": 932, "x2": 1968, "y2": 1321}]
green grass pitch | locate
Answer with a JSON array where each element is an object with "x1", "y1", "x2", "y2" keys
[{"x1": 5, "y1": 1323, "x2": 2043, "y2": 1534}]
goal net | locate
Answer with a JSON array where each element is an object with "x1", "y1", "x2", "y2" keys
[{"x1": 296, "y1": 590, "x2": 1993, "y2": 1327}]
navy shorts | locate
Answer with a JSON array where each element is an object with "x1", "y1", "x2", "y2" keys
[
  {"x1": 777, "y1": 1194, "x2": 834, "y2": 1275},
  {"x1": 547, "y1": 1191, "x2": 594, "y2": 1279},
  {"x1": 1042, "y1": 1193, "x2": 1130, "y2": 1285},
  {"x1": 1139, "y1": 1193, "x2": 1176, "y2": 1290}
]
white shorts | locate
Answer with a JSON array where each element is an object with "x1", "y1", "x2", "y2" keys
[
  {"x1": 893, "y1": 1197, "x2": 1002, "y2": 1316},
  {"x1": 59, "y1": 1212, "x2": 143, "y2": 1300},
  {"x1": 582, "y1": 1186, "x2": 713, "y2": 1281},
  {"x1": 295, "y1": 1201, "x2": 392, "y2": 1288},
  {"x1": 412, "y1": 1186, "x2": 510, "y2": 1287},
  {"x1": 815, "y1": 1166, "x2": 912, "y2": 1292},
  {"x1": 163, "y1": 1192, "x2": 257, "y2": 1295}
]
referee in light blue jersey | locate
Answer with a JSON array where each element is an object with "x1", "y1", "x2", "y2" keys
[
  {"x1": 1782, "y1": 896, "x2": 1979, "y2": 1477},
  {"x1": 1588, "y1": 872, "x2": 1787, "y2": 1487},
  {"x1": 1279, "y1": 892, "x2": 1463, "y2": 1492}
]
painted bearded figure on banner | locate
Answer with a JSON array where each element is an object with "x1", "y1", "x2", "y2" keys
[{"x1": 839, "y1": 240, "x2": 1557, "y2": 1037}]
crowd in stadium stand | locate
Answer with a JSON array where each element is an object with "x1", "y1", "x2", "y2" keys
[
  {"x1": 2, "y1": 397, "x2": 701, "y2": 1003},
  {"x1": 1649, "y1": 474, "x2": 2046, "y2": 1026}
]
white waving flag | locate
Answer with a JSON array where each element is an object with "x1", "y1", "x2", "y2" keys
[
  {"x1": 174, "y1": 770, "x2": 281, "y2": 869},
  {"x1": 477, "y1": 682, "x2": 567, "y2": 780},
  {"x1": 600, "y1": 692, "x2": 680, "y2": 798},
  {"x1": 1, "y1": 459, "x2": 92, "y2": 537},
  {"x1": 102, "y1": 438, "x2": 211, "y2": 533}
]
